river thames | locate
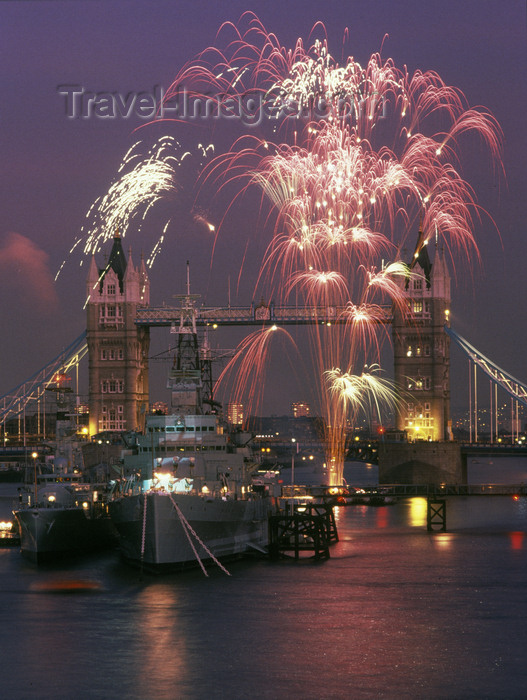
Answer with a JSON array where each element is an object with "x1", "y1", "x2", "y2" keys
[{"x1": 1, "y1": 457, "x2": 526, "y2": 699}]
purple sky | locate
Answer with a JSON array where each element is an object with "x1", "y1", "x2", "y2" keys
[{"x1": 0, "y1": 0, "x2": 526, "y2": 417}]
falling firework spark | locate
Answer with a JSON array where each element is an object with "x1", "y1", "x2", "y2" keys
[
  {"x1": 57, "y1": 136, "x2": 215, "y2": 278},
  {"x1": 214, "y1": 325, "x2": 299, "y2": 416}
]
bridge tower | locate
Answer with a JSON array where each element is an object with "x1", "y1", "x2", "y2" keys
[
  {"x1": 86, "y1": 233, "x2": 150, "y2": 437},
  {"x1": 392, "y1": 227, "x2": 452, "y2": 441}
]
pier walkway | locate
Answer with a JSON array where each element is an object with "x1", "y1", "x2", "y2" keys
[
  {"x1": 364, "y1": 483, "x2": 527, "y2": 498},
  {"x1": 281, "y1": 483, "x2": 527, "y2": 500}
]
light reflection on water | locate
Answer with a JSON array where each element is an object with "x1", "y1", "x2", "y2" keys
[
  {"x1": 408, "y1": 497, "x2": 428, "y2": 528},
  {"x1": 133, "y1": 586, "x2": 192, "y2": 698},
  {"x1": 509, "y1": 530, "x2": 525, "y2": 551}
]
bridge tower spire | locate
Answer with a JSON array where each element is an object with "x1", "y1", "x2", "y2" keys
[
  {"x1": 392, "y1": 227, "x2": 452, "y2": 442},
  {"x1": 86, "y1": 232, "x2": 150, "y2": 437}
]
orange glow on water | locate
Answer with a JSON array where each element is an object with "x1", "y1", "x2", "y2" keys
[
  {"x1": 509, "y1": 531, "x2": 524, "y2": 551},
  {"x1": 376, "y1": 507, "x2": 389, "y2": 529},
  {"x1": 432, "y1": 533, "x2": 454, "y2": 549},
  {"x1": 409, "y1": 498, "x2": 428, "y2": 528}
]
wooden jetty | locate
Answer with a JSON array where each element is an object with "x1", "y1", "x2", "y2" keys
[{"x1": 268, "y1": 500, "x2": 338, "y2": 561}]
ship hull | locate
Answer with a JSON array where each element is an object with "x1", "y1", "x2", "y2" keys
[
  {"x1": 14, "y1": 507, "x2": 118, "y2": 563},
  {"x1": 108, "y1": 492, "x2": 270, "y2": 571}
]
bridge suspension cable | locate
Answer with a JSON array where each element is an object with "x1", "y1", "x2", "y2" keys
[
  {"x1": 0, "y1": 331, "x2": 88, "y2": 425},
  {"x1": 446, "y1": 326, "x2": 527, "y2": 408}
]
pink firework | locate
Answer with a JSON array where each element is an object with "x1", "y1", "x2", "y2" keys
[{"x1": 164, "y1": 16, "x2": 503, "y2": 483}]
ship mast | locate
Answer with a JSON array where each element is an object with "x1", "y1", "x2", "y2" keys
[{"x1": 168, "y1": 262, "x2": 214, "y2": 415}]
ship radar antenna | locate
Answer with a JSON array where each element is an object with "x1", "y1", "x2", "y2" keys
[{"x1": 171, "y1": 260, "x2": 200, "y2": 335}]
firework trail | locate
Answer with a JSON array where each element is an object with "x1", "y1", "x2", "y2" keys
[
  {"x1": 214, "y1": 325, "x2": 299, "y2": 416},
  {"x1": 57, "y1": 136, "x2": 215, "y2": 278}
]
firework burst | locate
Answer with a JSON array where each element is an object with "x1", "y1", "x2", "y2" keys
[
  {"x1": 214, "y1": 325, "x2": 299, "y2": 416},
  {"x1": 57, "y1": 136, "x2": 215, "y2": 278}
]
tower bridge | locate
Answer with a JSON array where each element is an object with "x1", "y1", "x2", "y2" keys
[{"x1": 3, "y1": 231, "x2": 527, "y2": 479}]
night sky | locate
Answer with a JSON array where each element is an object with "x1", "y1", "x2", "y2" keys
[{"x1": 1, "y1": 0, "x2": 526, "y2": 417}]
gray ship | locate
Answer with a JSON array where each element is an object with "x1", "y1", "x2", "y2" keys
[
  {"x1": 108, "y1": 282, "x2": 273, "y2": 573},
  {"x1": 14, "y1": 472, "x2": 117, "y2": 563}
]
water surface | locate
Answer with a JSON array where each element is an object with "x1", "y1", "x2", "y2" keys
[{"x1": 1, "y1": 459, "x2": 526, "y2": 699}]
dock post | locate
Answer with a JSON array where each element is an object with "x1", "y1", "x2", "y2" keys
[{"x1": 427, "y1": 498, "x2": 446, "y2": 532}]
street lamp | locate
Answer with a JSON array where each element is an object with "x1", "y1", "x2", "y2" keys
[
  {"x1": 31, "y1": 451, "x2": 38, "y2": 505},
  {"x1": 291, "y1": 438, "x2": 296, "y2": 486}
]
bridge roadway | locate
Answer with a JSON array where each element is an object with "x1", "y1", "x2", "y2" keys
[
  {"x1": 135, "y1": 302, "x2": 392, "y2": 327},
  {"x1": 347, "y1": 441, "x2": 527, "y2": 465},
  {"x1": 459, "y1": 443, "x2": 527, "y2": 457}
]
